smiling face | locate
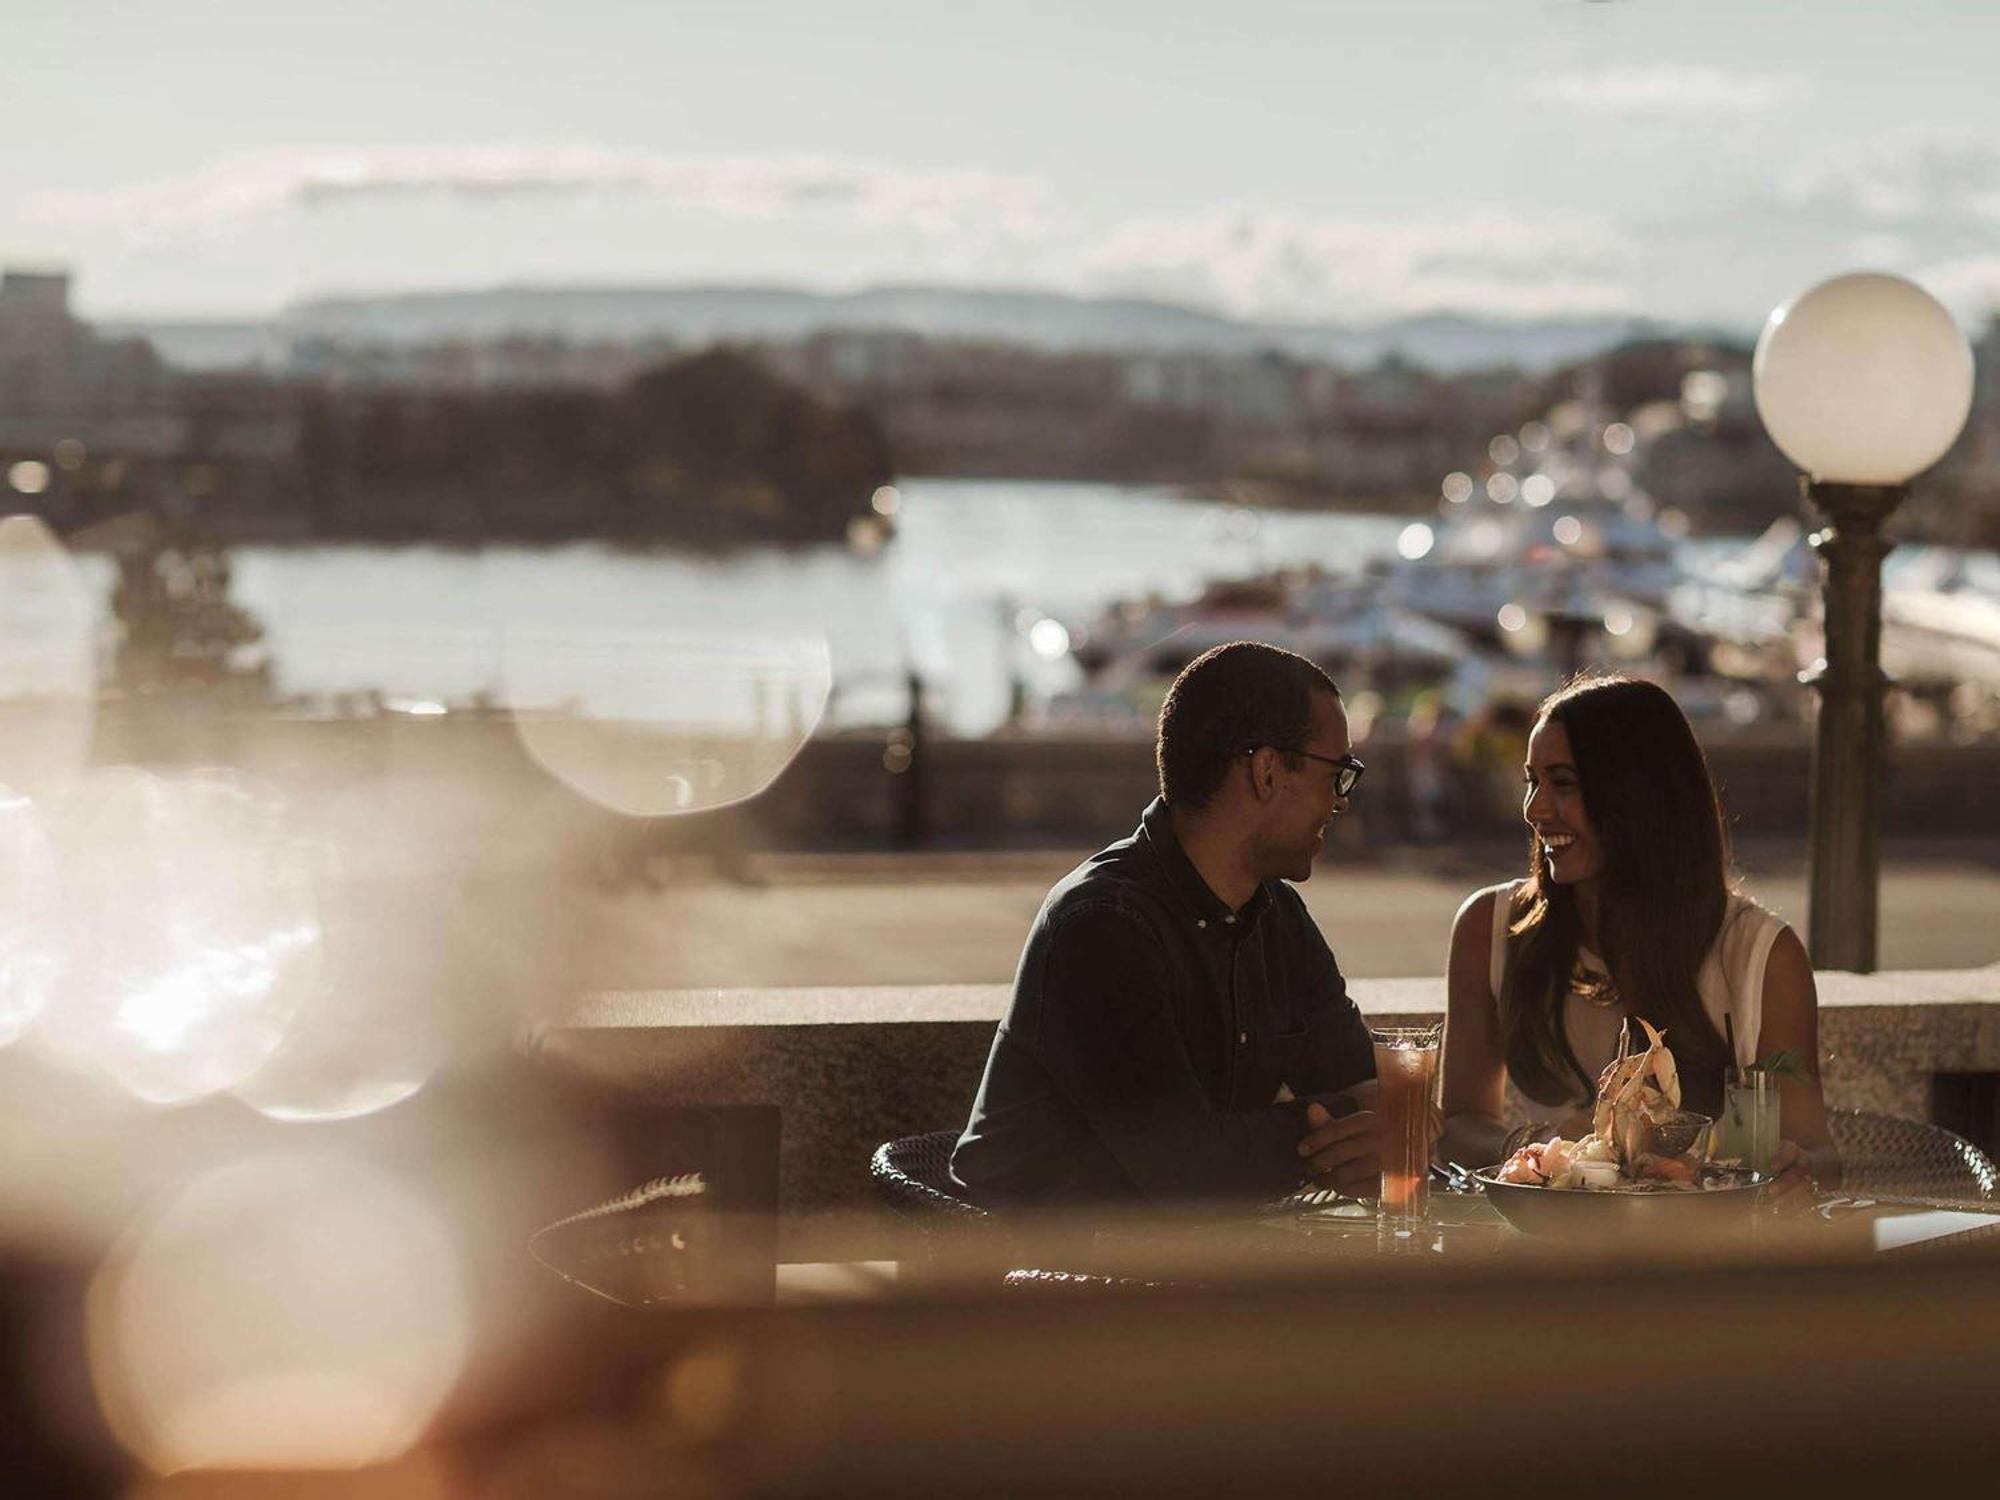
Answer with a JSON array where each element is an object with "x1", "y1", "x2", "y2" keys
[
  {"x1": 1523, "y1": 716, "x2": 1604, "y2": 888},
  {"x1": 1257, "y1": 689, "x2": 1352, "y2": 883}
]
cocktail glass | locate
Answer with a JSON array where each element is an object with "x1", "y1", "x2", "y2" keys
[
  {"x1": 1643, "y1": 1109, "x2": 1715, "y2": 1161},
  {"x1": 1370, "y1": 1022, "x2": 1442, "y2": 1228},
  {"x1": 1717, "y1": 1070, "x2": 1780, "y2": 1173}
]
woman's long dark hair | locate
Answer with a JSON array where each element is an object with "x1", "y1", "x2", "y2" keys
[{"x1": 1499, "y1": 676, "x2": 1733, "y2": 1115}]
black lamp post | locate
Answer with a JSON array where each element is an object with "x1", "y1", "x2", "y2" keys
[{"x1": 1752, "y1": 272, "x2": 1975, "y2": 972}]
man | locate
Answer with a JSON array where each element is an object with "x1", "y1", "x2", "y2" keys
[{"x1": 951, "y1": 641, "x2": 1381, "y2": 1209}]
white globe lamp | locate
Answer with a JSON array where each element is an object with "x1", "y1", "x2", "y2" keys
[
  {"x1": 1751, "y1": 271, "x2": 1976, "y2": 973},
  {"x1": 1753, "y1": 271, "x2": 1973, "y2": 485}
]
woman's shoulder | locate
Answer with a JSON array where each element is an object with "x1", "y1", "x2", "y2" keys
[
  {"x1": 1714, "y1": 890, "x2": 1795, "y2": 986},
  {"x1": 1454, "y1": 880, "x2": 1521, "y2": 931},
  {"x1": 1719, "y1": 889, "x2": 1790, "y2": 945}
]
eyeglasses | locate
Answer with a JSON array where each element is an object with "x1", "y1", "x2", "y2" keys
[{"x1": 1247, "y1": 747, "x2": 1366, "y2": 797}]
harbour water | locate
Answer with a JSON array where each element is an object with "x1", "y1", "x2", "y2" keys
[
  {"x1": 59, "y1": 476, "x2": 1999, "y2": 739},
  {"x1": 194, "y1": 479, "x2": 1408, "y2": 737}
]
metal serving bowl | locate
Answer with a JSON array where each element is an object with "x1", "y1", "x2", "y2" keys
[{"x1": 1474, "y1": 1167, "x2": 1770, "y2": 1240}]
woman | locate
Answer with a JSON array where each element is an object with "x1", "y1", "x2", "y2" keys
[{"x1": 1440, "y1": 675, "x2": 1840, "y2": 1197}]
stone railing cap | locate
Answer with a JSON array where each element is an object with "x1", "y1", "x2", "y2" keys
[{"x1": 553, "y1": 966, "x2": 2000, "y2": 1031}]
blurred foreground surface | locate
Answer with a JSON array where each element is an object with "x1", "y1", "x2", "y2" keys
[{"x1": 14, "y1": 1201, "x2": 2000, "y2": 1499}]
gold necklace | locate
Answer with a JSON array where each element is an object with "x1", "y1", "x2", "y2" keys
[{"x1": 1568, "y1": 954, "x2": 1621, "y2": 1010}]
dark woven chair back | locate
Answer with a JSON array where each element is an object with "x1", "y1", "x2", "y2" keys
[
  {"x1": 1003, "y1": 1268, "x2": 1172, "y2": 1293},
  {"x1": 870, "y1": 1130, "x2": 988, "y2": 1221},
  {"x1": 872, "y1": 1130, "x2": 1018, "y2": 1285},
  {"x1": 1828, "y1": 1108, "x2": 1998, "y2": 1204}
]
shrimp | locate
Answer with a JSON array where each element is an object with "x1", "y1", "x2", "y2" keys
[
  {"x1": 1497, "y1": 1140, "x2": 1565, "y2": 1185},
  {"x1": 1638, "y1": 1153, "x2": 1697, "y2": 1187}
]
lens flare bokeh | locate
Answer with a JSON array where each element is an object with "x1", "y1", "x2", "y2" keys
[
  {"x1": 505, "y1": 626, "x2": 831, "y2": 818},
  {"x1": 34, "y1": 768, "x2": 325, "y2": 1106},
  {"x1": 0, "y1": 513, "x2": 96, "y2": 796},
  {"x1": 0, "y1": 787, "x2": 60, "y2": 1047},
  {"x1": 88, "y1": 1152, "x2": 468, "y2": 1474}
]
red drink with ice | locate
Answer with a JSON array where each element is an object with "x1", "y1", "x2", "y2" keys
[{"x1": 1372, "y1": 1025, "x2": 1441, "y2": 1225}]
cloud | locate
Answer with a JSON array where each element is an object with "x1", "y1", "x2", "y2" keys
[
  {"x1": 23, "y1": 146, "x2": 1054, "y2": 242},
  {"x1": 1907, "y1": 258, "x2": 2000, "y2": 324},
  {"x1": 19, "y1": 144, "x2": 1645, "y2": 320},
  {"x1": 1529, "y1": 65, "x2": 1809, "y2": 117},
  {"x1": 1077, "y1": 207, "x2": 1639, "y2": 320},
  {"x1": 1585, "y1": 131, "x2": 2000, "y2": 325},
  {"x1": 46, "y1": 135, "x2": 2000, "y2": 327},
  {"x1": 1782, "y1": 131, "x2": 2000, "y2": 228}
]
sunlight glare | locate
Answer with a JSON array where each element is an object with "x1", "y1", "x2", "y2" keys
[
  {"x1": 1027, "y1": 617, "x2": 1071, "y2": 660},
  {"x1": 35, "y1": 769, "x2": 324, "y2": 1105},
  {"x1": 1681, "y1": 370, "x2": 1728, "y2": 423}
]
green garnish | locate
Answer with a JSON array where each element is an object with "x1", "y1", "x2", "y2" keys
[{"x1": 1746, "y1": 1047, "x2": 1812, "y2": 1081}]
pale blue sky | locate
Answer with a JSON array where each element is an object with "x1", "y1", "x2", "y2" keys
[{"x1": 8, "y1": 0, "x2": 2000, "y2": 328}]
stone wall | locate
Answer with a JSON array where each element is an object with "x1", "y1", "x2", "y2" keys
[
  {"x1": 540, "y1": 967, "x2": 2000, "y2": 1241},
  {"x1": 744, "y1": 730, "x2": 2000, "y2": 849}
]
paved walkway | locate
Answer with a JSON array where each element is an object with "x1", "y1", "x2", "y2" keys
[{"x1": 567, "y1": 839, "x2": 2000, "y2": 989}]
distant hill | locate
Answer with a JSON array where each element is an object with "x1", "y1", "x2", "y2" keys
[{"x1": 110, "y1": 283, "x2": 1731, "y2": 375}]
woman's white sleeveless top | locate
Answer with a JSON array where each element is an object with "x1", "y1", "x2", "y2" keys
[{"x1": 1487, "y1": 880, "x2": 1786, "y2": 1114}]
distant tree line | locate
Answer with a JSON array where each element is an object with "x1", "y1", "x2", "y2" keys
[
  {"x1": 298, "y1": 347, "x2": 894, "y2": 545},
  {"x1": 766, "y1": 334, "x2": 1533, "y2": 510},
  {"x1": 767, "y1": 326, "x2": 2000, "y2": 544},
  {"x1": 22, "y1": 317, "x2": 2000, "y2": 551}
]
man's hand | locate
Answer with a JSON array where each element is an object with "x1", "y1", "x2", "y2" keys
[{"x1": 1299, "y1": 1099, "x2": 1381, "y2": 1198}]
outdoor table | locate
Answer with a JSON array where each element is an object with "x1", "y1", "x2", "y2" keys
[
  {"x1": 1068, "y1": 1183, "x2": 2000, "y2": 1286},
  {"x1": 1816, "y1": 1195, "x2": 2000, "y2": 1254},
  {"x1": 1075, "y1": 1185, "x2": 1515, "y2": 1283}
]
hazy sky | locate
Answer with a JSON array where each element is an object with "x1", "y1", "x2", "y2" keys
[{"x1": 9, "y1": 0, "x2": 2000, "y2": 329}]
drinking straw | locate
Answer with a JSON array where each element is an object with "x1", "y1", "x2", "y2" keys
[{"x1": 1722, "y1": 1012, "x2": 1745, "y2": 1133}]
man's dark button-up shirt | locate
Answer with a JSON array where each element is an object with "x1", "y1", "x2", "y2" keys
[{"x1": 951, "y1": 798, "x2": 1374, "y2": 1208}]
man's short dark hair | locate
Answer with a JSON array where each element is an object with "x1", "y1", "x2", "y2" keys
[{"x1": 1156, "y1": 642, "x2": 1340, "y2": 808}]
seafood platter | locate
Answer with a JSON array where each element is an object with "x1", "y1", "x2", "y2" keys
[{"x1": 1474, "y1": 1019, "x2": 1768, "y2": 1237}]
